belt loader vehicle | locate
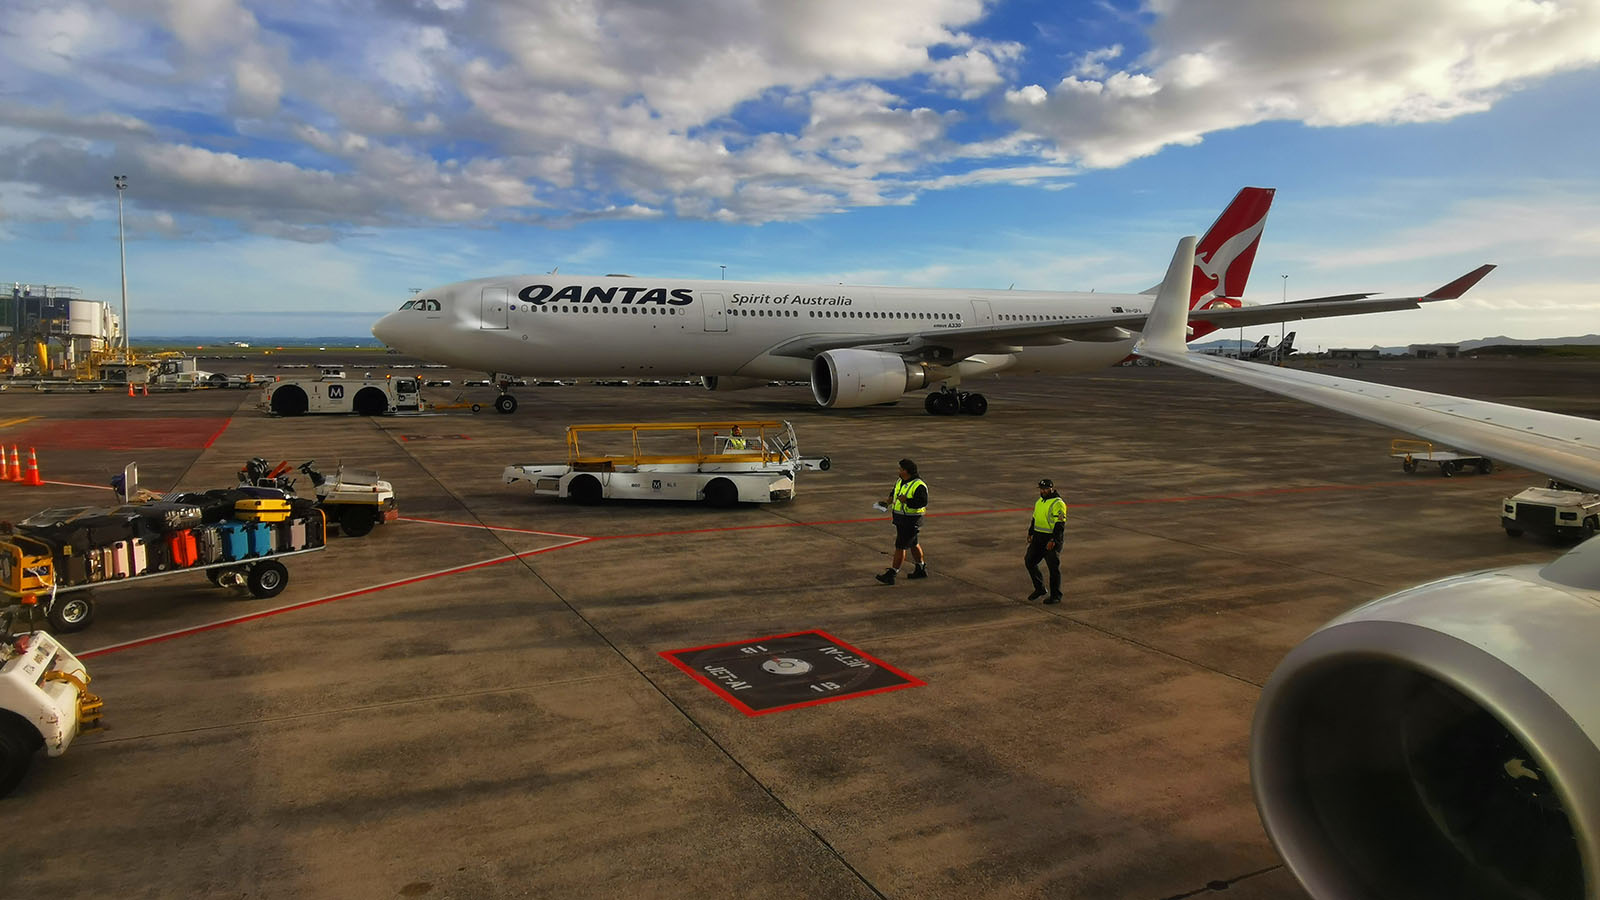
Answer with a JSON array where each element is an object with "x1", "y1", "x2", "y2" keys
[
  {"x1": 502, "y1": 420, "x2": 829, "y2": 506},
  {"x1": 0, "y1": 610, "x2": 103, "y2": 796}
]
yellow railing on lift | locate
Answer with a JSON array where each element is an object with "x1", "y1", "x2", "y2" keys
[
  {"x1": 1390, "y1": 438, "x2": 1434, "y2": 460},
  {"x1": 566, "y1": 421, "x2": 787, "y2": 467}
]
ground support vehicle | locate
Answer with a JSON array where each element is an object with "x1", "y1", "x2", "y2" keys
[
  {"x1": 503, "y1": 420, "x2": 830, "y2": 506},
  {"x1": 0, "y1": 508, "x2": 328, "y2": 633},
  {"x1": 0, "y1": 615, "x2": 103, "y2": 796},
  {"x1": 1389, "y1": 439, "x2": 1493, "y2": 476},
  {"x1": 260, "y1": 375, "x2": 423, "y2": 416},
  {"x1": 240, "y1": 459, "x2": 399, "y2": 537},
  {"x1": 1501, "y1": 484, "x2": 1600, "y2": 540}
]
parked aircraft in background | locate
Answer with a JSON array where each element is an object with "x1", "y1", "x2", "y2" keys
[
  {"x1": 1242, "y1": 330, "x2": 1295, "y2": 362},
  {"x1": 1137, "y1": 238, "x2": 1596, "y2": 900},
  {"x1": 372, "y1": 187, "x2": 1490, "y2": 417},
  {"x1": 1239, "y1": 335, "x2": 1272, "y2": 359}
]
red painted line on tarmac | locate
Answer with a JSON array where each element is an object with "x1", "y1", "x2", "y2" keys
[
  {"x1": 201, "y1": 416, "x2": 233, "y2": 449},
  {"x1": 78, "y1": 538, "x2": 591, "y2": 659},
  {"x1": 398, "y1": 515, "x2": 586, "y2": 539}
]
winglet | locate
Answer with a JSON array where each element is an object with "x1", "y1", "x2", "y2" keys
[
  {"x1": 1424, "y1": 264, "x2": 1495, "y2": 300},
  {"x1": 1138, "y1": 236, "x2": 1197, "y2": 353}
]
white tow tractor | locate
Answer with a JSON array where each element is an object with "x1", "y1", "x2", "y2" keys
[
  {"x1": 0, "y1": 604, "x2": 103, "y2": 796},
  {"x1": 240, "y1": 459, "x2": 399, "y2": 536},
  {"x1": 503, "y1": 420, "x2": 830, "y2": 505},
  {"x1": 260, "y1": 374, "x2": 423, "y2": 416},
  {"x1": 1501, "y1": 482, "x2": 1600, "y2": 541}
]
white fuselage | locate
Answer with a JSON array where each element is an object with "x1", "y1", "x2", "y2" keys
[{"x1": 371, "y1": 275, "x2": 1150, "y2": 380}]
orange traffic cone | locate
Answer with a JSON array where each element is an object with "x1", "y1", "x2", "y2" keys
[
  {"x1": 6, "y1": 446, "x2": 20, "y2": 483},
  {"x1": 141, "y1": 383, "x2": 149, "y2": 397},
  {"x1": 1, "y1": 446, "x2": 15, "y2": 482},
  {"x1": 21, "y1": 447, "x2": 43, "y2": 486},
  {"x1": 127, "y1": 382, "x2": 135, "y2": 397}
]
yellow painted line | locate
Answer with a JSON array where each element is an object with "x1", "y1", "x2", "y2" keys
[{"x1": 0, "y1": 416, "x2": 38, "y2": 430}]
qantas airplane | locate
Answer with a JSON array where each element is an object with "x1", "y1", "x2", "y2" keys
[
  {"x1": 1136, "y1": 239, "x2": 1598, "y2": 900},
  {"x1": 370, "y1": 187, "x2": 1492, "y2": 416}
]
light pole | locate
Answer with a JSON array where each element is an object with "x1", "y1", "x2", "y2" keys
[
  {"x1": 719, "y1": 265, "x2": 726, "y2": 281},
  {"x1": 114, "y1": 175, "x2": 129, "y2": 362}
]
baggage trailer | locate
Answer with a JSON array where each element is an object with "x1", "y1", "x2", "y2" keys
[
  {"x1": 503, "y1": 420, "x2": 830, "y2": 506},
  {"x1": 1, "y1": 509, "x2": 328, "y2": 633},
  {"x1": 1389, "y1": 439, "x2": 1493, "y2": 477},
  {"x1": 0, "y1": 612, "x2": 103, "y2": 796}
]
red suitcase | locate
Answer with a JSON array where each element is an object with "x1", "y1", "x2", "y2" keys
[{"x1": 166, "y1": 530, "x2": 199, "y2": 567}]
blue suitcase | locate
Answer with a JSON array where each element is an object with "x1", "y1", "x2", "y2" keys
[
  {"x1": 218, "y1": 522, "x2": 252, "y2": 560},
  {"x1": 248, "y1": 522, "x2": 274, "y2": 557}
]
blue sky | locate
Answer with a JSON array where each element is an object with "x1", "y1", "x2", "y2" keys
[{"x1": 3, "y1": 0, "x2": 1599, "y2": 346}]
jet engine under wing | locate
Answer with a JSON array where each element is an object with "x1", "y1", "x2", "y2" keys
[
  {"x1": 766, "y1": 264, "x2": 1496, "y2": 364},
  {"x1": 1134, "y1": 264, "x2": 1600, "y2": 492}
]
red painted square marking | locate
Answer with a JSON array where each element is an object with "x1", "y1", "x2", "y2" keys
[
  {"x1": 8, "y1": 417, "x2": 233, "y2": 450},
  {"x1": 661, "y1": 630, "x2": 924, "y2": 716}
]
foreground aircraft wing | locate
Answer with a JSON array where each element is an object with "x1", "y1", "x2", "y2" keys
[
  {"x1": 1133, "y1": 245, "x2": 1600, "y2": 491},
  {"x1": 766, "y1": 264, "x2": 1496, "y2": 364}
]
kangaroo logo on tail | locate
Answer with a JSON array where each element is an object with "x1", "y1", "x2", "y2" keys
[{"x1": 1191, "y1": 187, "x2": 1274, "y2": 311}]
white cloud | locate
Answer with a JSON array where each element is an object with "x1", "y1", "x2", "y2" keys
[{"x1": 1002, "y1": 0, "x2": 1600, "y2": 168}]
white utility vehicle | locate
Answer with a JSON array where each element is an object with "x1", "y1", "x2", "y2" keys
[
  {"x1": 239, "y1": 458, "x2": 399, "y2": 536},
  {"x1": 260, "y1": 374, "x2": 423, "y2": 416},
  {"x1": 1501, "y1": 483, "x2": 1600, "y2": 540},
  {"x1": 503, "y1": 421, "x2": 830, "y2": 506},
  {"x1": 0, "y1": 606, "x2": 103, "y2": 796}
]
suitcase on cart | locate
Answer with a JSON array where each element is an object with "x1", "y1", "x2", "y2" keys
[
  {"x1": 285, "y1": 519, "x2": 308, "y2": 551},
  {"x1": 108, "y1": 541, "x2": 131, "y2": 578},
  {"x1": 130, "y1": 538, "x2": 150, "y2": 576},
  {"x1": 167, "y1": 530, "x2": 200, "y2": 568},
  {"x1": 172, "y1": 492, "x2": 239, "y2": 524},
  {"x1": 195, "y1": 526, "x2": 223, "y2": 564},
  {"x1": 247, "y1": 522, "x2": 274, "y2": 556},
  {"x1": 218, "y1": 522, "x2": 252, "y2": 560},
  {"x1": 115, "y1": 502, "x2": 204, "y2": 532},
  {"x1": 236, "y1": 498, "x2": 293, "y2": 524}
]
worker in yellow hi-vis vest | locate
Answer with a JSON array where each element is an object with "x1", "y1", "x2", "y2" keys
[
  {"x1": 1025, "y1": 478, "x2": 1067, "y2": 603},
  {"x1": 876, "y1": 458, "x2": 928, "y2": 585}
]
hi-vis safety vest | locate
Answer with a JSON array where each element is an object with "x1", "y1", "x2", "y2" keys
[
  {"x1": 891, "y1": 478, "x2": 927, "y2": 516},
  {"x1": 1032, "y1": 495, "x2": 1067, "y2": 533},
  {"x1": 727, "y1": 436, "x2": 747, "y2": 450}
]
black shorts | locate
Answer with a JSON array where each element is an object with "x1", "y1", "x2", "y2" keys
[{"x1": 893, "y1": 513, "x2": 922, "y2": 549}]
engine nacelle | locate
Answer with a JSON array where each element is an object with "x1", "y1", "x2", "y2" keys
[
  {"x1": 810, "y1": 349, "x2": 927, "y2": 408},
  {"x1": 701, "y1": 376, "x2": 765, "y2": 392},
  {"x1": 1252, "y1": 538, "x2": 1600, "y2": 900}
]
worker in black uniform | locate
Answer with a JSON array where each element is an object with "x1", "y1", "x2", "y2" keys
[
  {"x1": 876, "y1": 458, "x2": 928, "y2": 584},
  {"x1": 1025, "y1": 478, "x2": 1067, "y2": 603}
]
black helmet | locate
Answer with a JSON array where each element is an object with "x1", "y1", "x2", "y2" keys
[{"x1": 1037, "y1": 478, "x2": 1054, "y2": 489}]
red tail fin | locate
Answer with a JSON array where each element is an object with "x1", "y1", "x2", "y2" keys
[{"x1": 1190, "y1": 187, "x2": 1274, "y2": 311}]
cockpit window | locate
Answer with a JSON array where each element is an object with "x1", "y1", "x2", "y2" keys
[
  {"x1": 418, "y1": 299, "x2": 441, "y2": 312},
  {"x1": 399, "y1": 300, "x2": 415, "y2": 310}
]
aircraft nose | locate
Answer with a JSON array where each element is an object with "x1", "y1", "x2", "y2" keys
[{"x1": 372, "y1": 312, "x2": 397, "y2": 347}]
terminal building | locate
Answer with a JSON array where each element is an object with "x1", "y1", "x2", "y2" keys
[{"x1": 0, "y1": 282, "x2": 123, "y2": 376}]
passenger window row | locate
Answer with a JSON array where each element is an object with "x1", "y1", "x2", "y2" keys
[{"x1": 532, "y1": 305, "x2": 681, "y2": 315}]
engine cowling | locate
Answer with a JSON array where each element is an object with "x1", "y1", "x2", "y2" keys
[
  {"x1": 701, "y1": 376, "x2": 765, "y2": 392},
  {"x1": 1252, "y1": 538, "x2": 1600, "y2": 899},
  {"x1": 810, "y1": 349, "x2": 927, "y2": 408}
]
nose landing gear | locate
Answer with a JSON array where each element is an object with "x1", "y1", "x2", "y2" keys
[
  {"x1": 492, "y1": 376, "x2": 518, "y2": 414},
  {"x1": 924, "y1": 385, "x2": 988, "y2": 416}
]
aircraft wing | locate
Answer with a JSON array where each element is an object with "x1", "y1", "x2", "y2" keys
[
  {"x1": 766, "y1": 264, "x2": 1496, "y2": 363},
  {"x1": 1133, "y1": 245, "x2": 1600, "y2": 491}
]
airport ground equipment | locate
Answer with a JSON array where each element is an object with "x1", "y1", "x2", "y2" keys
[
  {"x1": 240, "y1": 458, "x2": 399, "y2": 537},
  {"x1": 503, "y1": 420, "x2": 830, "y2": 505},
  {"x1": 1501, "y1": 484, "x2": 1600, "y2": 540},
  {"x1": 0, "y1": 502, "x2": 328, "y2": 633},
  {"x1": 259, "y1": 374, "x2": 423, "y2": 416},
  {"x1": 0, "y1": 611, "x2": 103, "y2": 796},
  {"x1": 1389, "y1": 439, "x2": 1493, "y2": 476}
]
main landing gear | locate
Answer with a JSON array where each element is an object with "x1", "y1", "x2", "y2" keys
[
  {"x1": 924, "y1": 386, "x2": 988, "y2": 416},
  {"x1": 492, "y1": 375, "x2": 518, "y2": 414}
]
